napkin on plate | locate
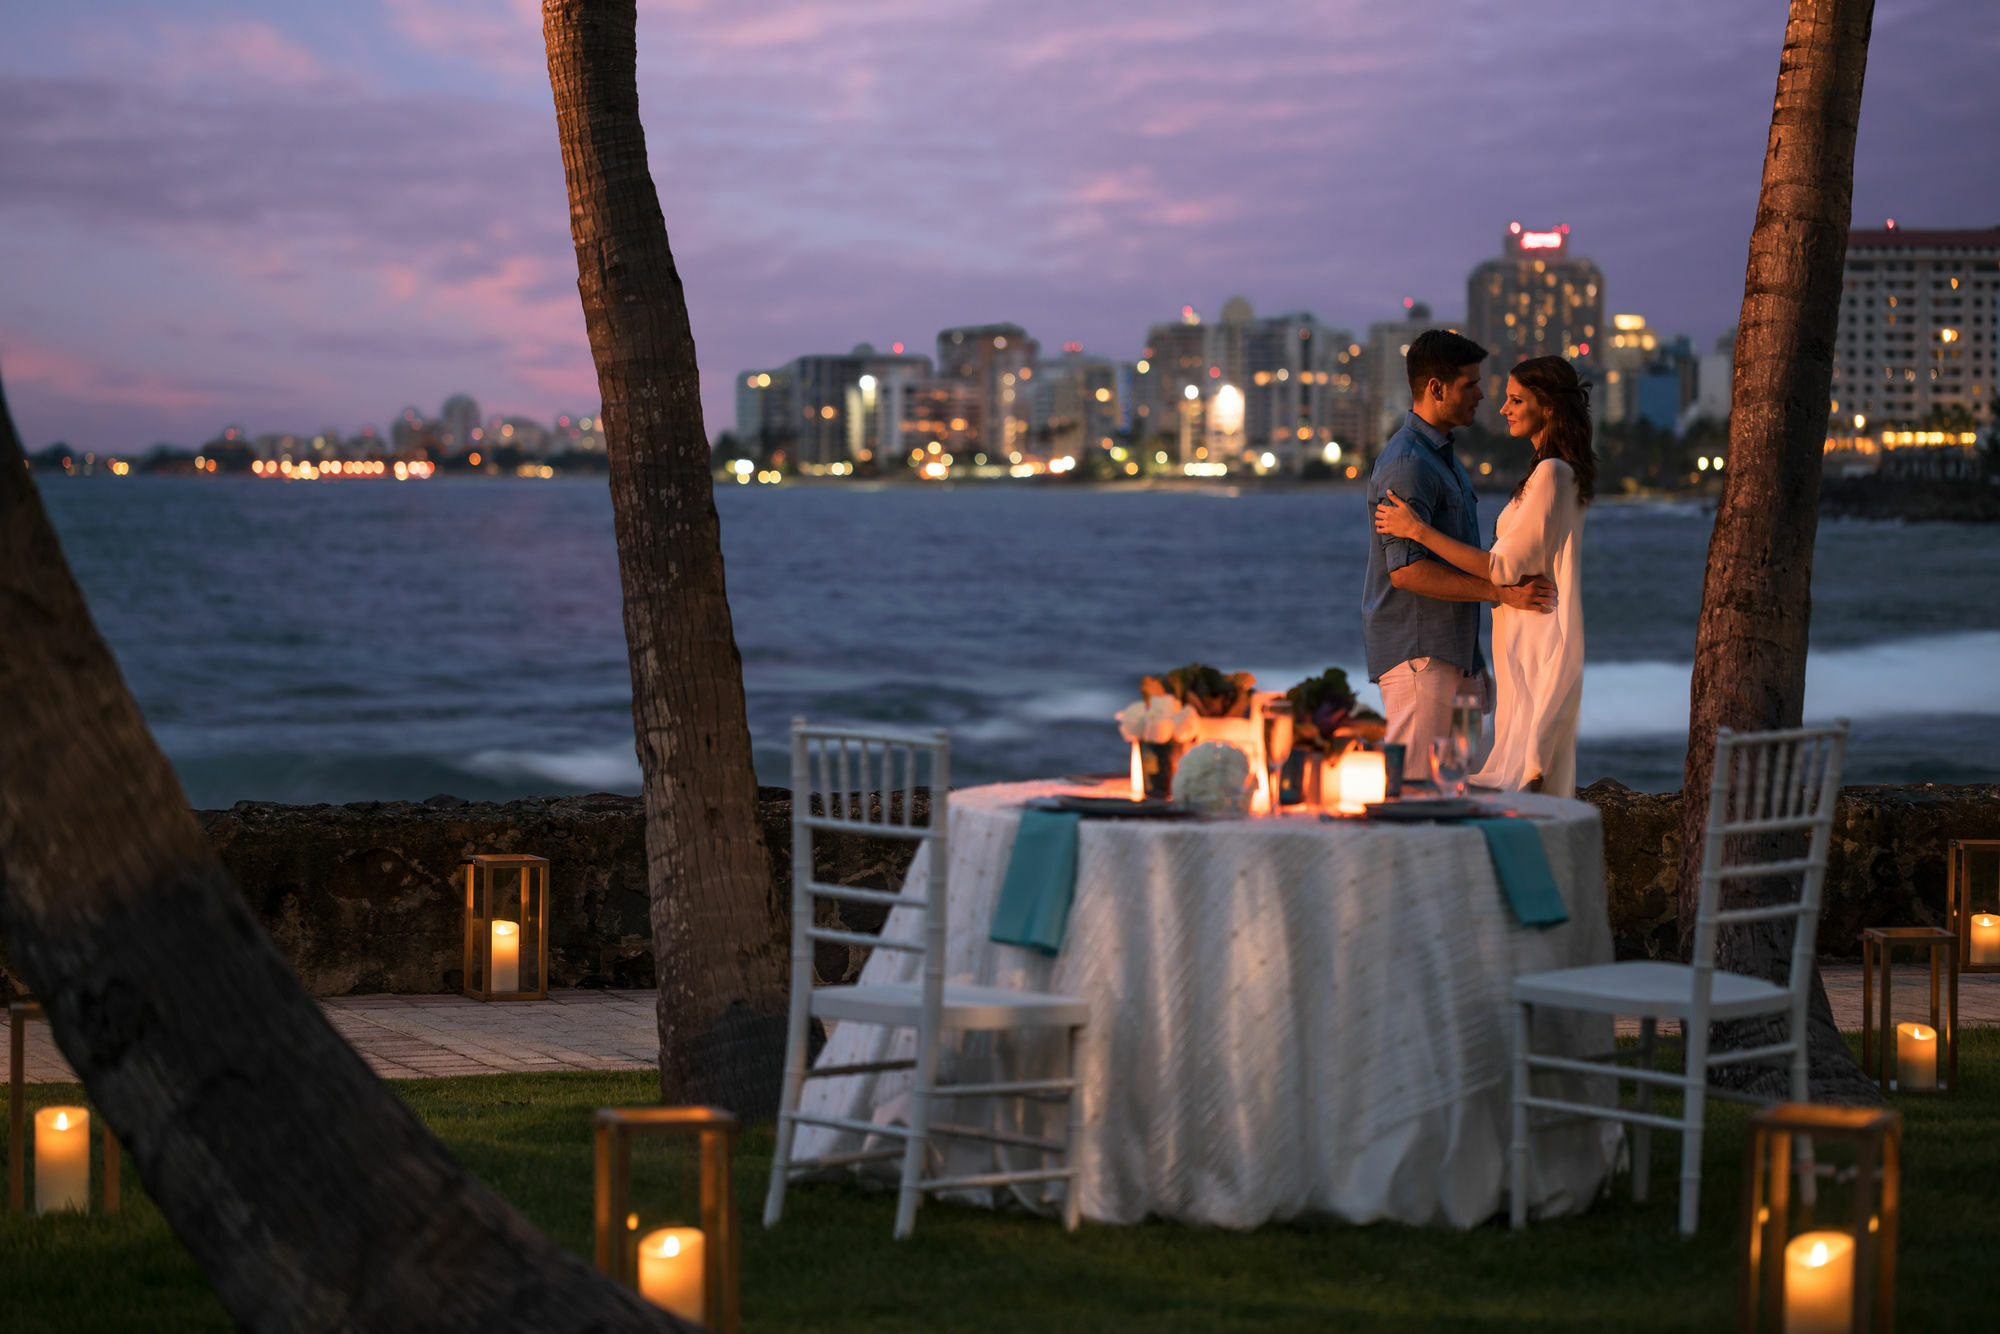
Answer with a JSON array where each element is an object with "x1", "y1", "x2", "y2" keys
[
  {"x1": 989, "y1": 809, "x2": 1082, "y2": 956},
  {"x1": 1467, "y1": 817, "x2": 1568, "y2": 928}
]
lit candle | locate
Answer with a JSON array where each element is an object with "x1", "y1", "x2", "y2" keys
[
  {"x1": 1335, "y1": 750, "x2": 1388, "y2": 814},
  {"x1": 1895, "y1": 1021, "x2": 1937, "y2": 1091},
  {"x1": 1130, "y1": 741, "x2": 1143, "y2": 801},
  {"x1": 636, "y1": 1226, "x2": 705, "y2": 1319},
  {"x1": 490, "y1": 920, "x2": 521, "y2": 993},
  {"x1": 34, "y1": 1106, "x2": 90, "y2": 1214},
  {"x1": 1971, "y1": 913, "x2": 2000, "y2": 965},
  {"x1": 1782, "y1": 1230, "x2": 1854, "y2": 1334}
]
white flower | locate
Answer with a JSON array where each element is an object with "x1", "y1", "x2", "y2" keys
[
  {"x1": 1172, "y1": 741, "x2": 1253, "y2": 814},
  {"x1": 1117, "y1": 697, "x2": 1199, "y2": 745}
]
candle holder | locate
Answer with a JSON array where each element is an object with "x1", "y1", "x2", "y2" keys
[
  {"x1": 9, "y1": 1000, "x2": 121, "y2": 1215},
  {"x1": 593, "y1": 1106, "x2": 739, "y2": 1332},
  {"x1": 1859, "y1": 927, "x2": 1957, "y2": 1096},
  {"x1": 461, "y1": 854, "x2": 549, "y2": 1002},
  {"x1": 1946, "y1": 839, "x2": 2000, "y2": 973},
  {"x1": 1740, "y1": 1103, "x2": 1900, "y2": 1334}
]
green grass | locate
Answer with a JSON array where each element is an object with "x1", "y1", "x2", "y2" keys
[{"x1": 5, "y1": 1033, "x2": 1997, "y2": 1332}]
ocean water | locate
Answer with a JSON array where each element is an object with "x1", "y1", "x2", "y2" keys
[{"x1": 36, "y1": 477, "x2": 2000, "y2": 807}]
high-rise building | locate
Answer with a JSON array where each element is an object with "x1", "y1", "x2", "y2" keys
[
  {"x1": 734, "y1": 368, "x2": 794, "y2": 456},
  {"x1": 1243, "y1": 309, "x2": 1364, "y2": 470},
  {"x1": 785, "y1": 344, "x2": 932, "y2": 470},
  {"x1": 1133, "y1": 307, "x2": 1210, "y2": 456},
  {"x1": 1834, "y1": 225, "x2": 2000, "y2": 430},
  {"x1": 937, "y1": 323, "x2": 1039, "y2": 461},
  {"x1": 439, "y1": 394, "x2": 480, "y2": 452},
  {"x1": 1694, "y1": 326, "x2": 1736, "y2": 426},
  {"x1": 1365, "y1": 301, "x2": 1445, "y2": 453},
  {"x1": 1465, "y1": 222, "x2": 1605, "y2": 431},
  {"x1": 1030, "y1": 345, "x2": 1123, "y2": 461}
]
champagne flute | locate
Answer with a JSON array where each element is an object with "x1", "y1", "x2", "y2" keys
[{"x1": 1260, "y1": 699, "x2": 1295, "y2": 812}]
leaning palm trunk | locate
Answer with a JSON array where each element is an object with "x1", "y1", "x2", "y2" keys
[
  {"x1": 1676, "y1": 0, "x2": 1879, "y2": 1104},
  {"x1": 0, "y1": 375, "x2": 676, "y2": 1331},
  {"x1": 543, "y1": 0, "x2": 789, "y2": 1110}
]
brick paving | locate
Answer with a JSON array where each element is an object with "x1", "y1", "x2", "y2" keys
[{"x1": 14, "y1": 969, "x2": 2000, "y2": 1084}]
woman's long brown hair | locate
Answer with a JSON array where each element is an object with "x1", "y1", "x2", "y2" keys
[{"x1": 1509, "y1": 355, "x2": 1596, "y2": 505}]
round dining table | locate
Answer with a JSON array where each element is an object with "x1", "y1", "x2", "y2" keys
[{"x1": 793, "y1": 778, "x2": 1621, "y2": 1229}]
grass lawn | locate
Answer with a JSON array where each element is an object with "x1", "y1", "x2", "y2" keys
[{"x1": 4, "y1": 1031, "x2": 1996, "y2": 1332}]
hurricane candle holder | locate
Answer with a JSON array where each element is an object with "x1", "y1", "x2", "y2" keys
[
  {"x1": 9, "y1": 1000, "x2": 121, "y2": 1215},
  {"x1": 1947, "y1": 839, "x2": 2000, "y2": 973},
  {"x1": 461, "y1": 854, "x2": 549, "y2": 1001},
  {"x1": 1859, "y1": 927, "x2": 1957, "y2": 1096},
  {"x1": 594, "y1": 1106, "x2": 739, "y2": 1332},
  {"x1": 1740, "y1": 1103, "x2": 1900, "y2": 1334}
]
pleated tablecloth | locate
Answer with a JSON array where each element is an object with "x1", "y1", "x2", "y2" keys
[{"x1": 794, "y1": 780, "x2": 1620, "y2": 1229}]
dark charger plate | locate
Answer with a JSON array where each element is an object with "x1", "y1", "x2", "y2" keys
[
  {"x1": 1024, "y1": 794, "x2": 1199, "y2": 819},
  {"x1": 1360, "y1": 798, "x2": 1491, "y2": 822}
]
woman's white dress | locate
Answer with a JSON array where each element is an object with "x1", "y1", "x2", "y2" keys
[{"x1": 1473, "y1": 458, "x2": 1585, "y2": 798}]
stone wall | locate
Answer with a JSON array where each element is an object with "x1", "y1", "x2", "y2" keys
[{"x1": 4, "y1": 783, "x2": 1996, "y2": 997}]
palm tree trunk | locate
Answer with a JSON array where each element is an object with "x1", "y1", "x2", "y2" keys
[
  {"x1": 542, "y1": 0, "x2": 789, "y2": 1111},
  {"x1": 1677, "y1": 0, "x2": 1879, "y2": 1104},
  {"x1": 0, "y1": 376, "x2": 676, "y2": 1330}
]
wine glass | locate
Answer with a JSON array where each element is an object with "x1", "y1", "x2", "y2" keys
[
  {"x1": 1429, "y1": 734, "x2": 1470, "y2": 799},
  {"x1": 1260, "y1": 699, "x2": 1295, "y2": 813}
]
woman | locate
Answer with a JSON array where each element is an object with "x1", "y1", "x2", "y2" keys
[{"x1": 1374, "y1": 356, "x2": 1593, "y2": 797}]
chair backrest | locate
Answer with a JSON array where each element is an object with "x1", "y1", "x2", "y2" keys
[
  {"x1": 1690, "y1": 721, "x2": 1850, "y2": 996},
  {"x1": 789, "y1": 719, "x2": 950, "y2": 995}
]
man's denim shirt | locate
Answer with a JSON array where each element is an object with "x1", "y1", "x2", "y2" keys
[{"x1": 1361, "y1": 411, "x2": 1485, "y2": 682}]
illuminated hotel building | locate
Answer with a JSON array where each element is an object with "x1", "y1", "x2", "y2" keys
[
  {"x1": 938, "y1": 323, "x2": 1040, "y2": 460},
  {"x1": 1834, "y1": 225, "x2": 1999, "y2": 430},
  {"x1": 1242, "y1": 308, "x2": 1363, "y2": 470},
  {"x1": 780, "y1": 345, "x2": 931, "y2": 470},
  {"x1": 1365, "y1": 302, "x2": 1444, "y2": 453},
  {"x1": 1465, "y1": 223, "x2": 1604, "y2": 431}
]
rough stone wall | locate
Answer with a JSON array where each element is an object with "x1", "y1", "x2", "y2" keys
[{"x1": 3, "y1": 783, "x2": 1995, "y2": 997}]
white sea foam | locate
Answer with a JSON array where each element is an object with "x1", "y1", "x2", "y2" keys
[
  {"x1": 1581, "y1": 631, "x2": 2000, "y2": 738},
  {"x1": 465, "y1": 744, "x2": 642, "y2": 790}
]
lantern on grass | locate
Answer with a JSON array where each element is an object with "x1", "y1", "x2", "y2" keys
[
  {"x1": 9, "y1": 1000, "x2": 121, "y2": 1215},
  {"x1": 1947, "y1": 839, "x2": 2000, "y2": 972},
  {"x1": 594, "y1": 1106, "x2": 739, "y2": 1332},
  {"x1": 1859, "y1": 927, "x2": 1957, "y2": 1095},
  {"x1": 1740, "y1": 1103, "x2": 1900, "y2": 1334},
  {"x1": 461, "y1": 854, "x2": 549, "y2": 1001}
]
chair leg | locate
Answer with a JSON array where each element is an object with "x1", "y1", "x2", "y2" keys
[
  {"x1": 1677, "y1": 1027, "x2": 1710, "y2": 1237},
  {"x1": 1509, "y1": 999, "x2": 1531, "y2": 1230},
  {"x1": 1631, "y1": 1017, "x2": 1656, "y2": 1205},
  {"x1": 762, "y1": 1016, "x2": 814, "y2": 1229},
  {"x1": 1063, "y1": 1022, "x2": 1085, "y2": 1233},
  {"x1": 1791, "y1": 1017, "x2": 1818, "y2": 1210},
  {"x1": 894, "y1": 1023, "x2": 943, "y2": 1240}
]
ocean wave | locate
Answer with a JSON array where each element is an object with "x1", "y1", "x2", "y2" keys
[
  {"x1": 464, "y1": 743, "x2": 642, "y2": 791},
  {"x1": 1581, "y1": 631, "x2": 2000, "y2": 738}
]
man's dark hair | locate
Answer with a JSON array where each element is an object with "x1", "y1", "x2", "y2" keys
[{"x1": 1404, "y1": 329, "x2": 1488, "y2": 399}]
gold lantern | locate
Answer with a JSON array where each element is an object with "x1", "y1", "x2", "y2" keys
[
  {"x1": 1947, "y1": 838, "x2": 2000, "y2": 973},
  {"x1": 1859, "y1": 927, "x2": 1957, "y2": 1095},
  {"x1": 1741, "y1": 1103, "x2": 1900, "y2": 1334},
  {"x1": 461, "y1": 854, "x2": 549, "y2": 1001},
  {"x1": 9, "y1": 999, "x2": 121, "y2": 1215},
  {"x1": 594, "y1": 1106, "x2": 739, "y2": 1332}
]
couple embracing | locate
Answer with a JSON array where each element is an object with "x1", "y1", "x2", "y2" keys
[{"x1": 1362, "y1": 329, "x2": 1594, "y2": 798}]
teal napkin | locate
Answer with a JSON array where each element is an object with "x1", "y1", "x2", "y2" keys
[
  {"x1": 1468, "y1": 817, "x2": 1569, "y2": 928},
  {"x1": 990, "y1": 810, "x2": 1082, "y2": 956}
]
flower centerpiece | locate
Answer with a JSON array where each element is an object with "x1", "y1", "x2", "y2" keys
[
  {"x1": 1116, "y1": 696, "x2": 1200, "y2": 799},
  {"x1": 1279, "y1": 668, "x2": 1385, "y2": 805},
  {"x1": 1141, "y1": 663, "x2": 1259, "y2": 719},
  {"x1": 1172, "y1": 740, "x2": 1255, "y2": 816}
]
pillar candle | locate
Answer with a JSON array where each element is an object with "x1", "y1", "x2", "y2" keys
[
  {"x1": 34, "y1": 1106, "x2": 90, "y2": 1214},
  {"x1": 1335, "y1": 750, "x2": 1387, "y2": 814},
  {"x1": 1782, "y1": 1230, "x2": 1854, "y2": 1334},
  {"x1": 636, "y1": 1227, "x2": 705, "y2": 1319},
  {"x1": 490, "y1": 920, "x2": 521, "y2": 993},
  {"x1": 1895, "y1": 1021, "x2": 1937, "y2": 1091},
  {"x1": 1971, "y1": 913, "x2": 2000, "y2": 965},
  {"x1": 1129, "y1": 741, "x2": 1143, "y2": 801}
]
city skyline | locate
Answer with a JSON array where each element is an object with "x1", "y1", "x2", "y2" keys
[{"x1": 1, "y1": 1, "x2": 1994, "y2": 454}]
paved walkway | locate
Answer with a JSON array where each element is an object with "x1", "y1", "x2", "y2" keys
[{"x1": 14, "y1": 969, "x2": 2000, "y2": 1084}]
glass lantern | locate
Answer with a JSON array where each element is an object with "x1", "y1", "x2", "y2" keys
[
  {"x1": 461, "y1": 854, "x2": 549, "y2": 1001},
  {"x1": 1859, "y1": 927, "x2": 1957, "y2": 1096},
  {"x1": 1947, "y1": 838, "x2": 2000, "y2": 974},
  {"x1": 9, "y1": 1000, "x2": 121, "y2": 1215},
  {"x1": 1740, "y1": 1103, "x2": 1900, "y2": 1333},
  {"x1": 593, "y1": 1106, "x2": 739, "y2": 1333}
]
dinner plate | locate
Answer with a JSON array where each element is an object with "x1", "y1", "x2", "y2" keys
[
  {"x1": 1024, "y1": 794, "x2": 1198, "y2": 819},
  {"x1": 1360, "y1": 798, "x2": 1491, "y2": 822}
]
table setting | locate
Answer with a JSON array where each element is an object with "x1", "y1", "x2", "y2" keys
[{"x1": 793, "y1": 663, "x2": 1621, "y2": 1230}]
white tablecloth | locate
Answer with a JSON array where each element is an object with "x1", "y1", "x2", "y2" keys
[{"x1": 795, "y1": 780, "x2": 1620, "y2": 1229}]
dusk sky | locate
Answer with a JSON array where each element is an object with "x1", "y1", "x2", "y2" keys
[{"x1": 2, "y1": 0, "x2": 1994, "y2": 454}]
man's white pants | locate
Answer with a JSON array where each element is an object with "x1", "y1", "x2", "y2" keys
[{"x1": 1378, "y1": 656, "x2": 1490, "y2": 781}]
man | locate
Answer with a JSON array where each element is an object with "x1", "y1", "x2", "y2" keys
[{"x1": 1364, "y1": 329, "x2": 1555, "y2": 779}]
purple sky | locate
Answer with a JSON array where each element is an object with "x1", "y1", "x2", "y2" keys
[{"x1": 1, "y1": 1, "x2": 1994, "y2": 453}]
